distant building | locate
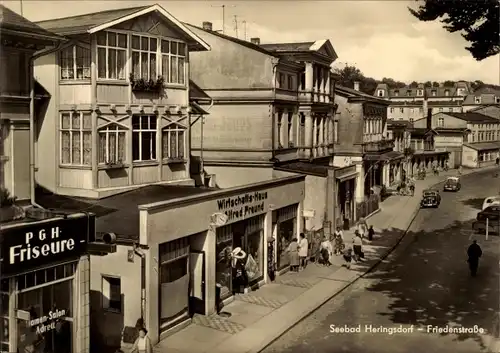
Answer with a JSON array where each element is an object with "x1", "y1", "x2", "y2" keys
[
  {"x1": 462, "y1": 86, "x2": 500, "y2": 112},
  {"x1": 374, "y1": 81, "x2": 471, "y2": 122}
]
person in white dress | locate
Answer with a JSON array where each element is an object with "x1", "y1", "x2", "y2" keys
[{"x1": 298, "y1": 232, "x2": 309, "y2": 270}]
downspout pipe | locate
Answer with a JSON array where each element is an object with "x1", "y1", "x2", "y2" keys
[
  {"x1": 29, "y1": 43, "x2": 64, "y2": 208},
  {"x1": 134, "y1": 246, "x2": 146, "y2": 323},
  {"x1": 200, "y1": 98, "x2": 214, "y2": 182},
  {"x1": 270, "y1": 58, "x2": 280, "y2": 162}
]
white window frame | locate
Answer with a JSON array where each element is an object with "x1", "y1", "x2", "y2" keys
[
  {"x1": 377, "y1": 90, "x2": 384, "y2": 97},
  {"x1": 60, "y1": 111, "x2": 92, "y2": 166},
  {"x1": 161, "y1": 38, "x2": 186, "y2": 85},
  {"x1": 417, "y1": 89, "x2": 423, "y2": 96},
  {"x1": 444, "y1": 90, "x2": 450, "y2": 96},
  {"x1": 475, "y1": 97, "x2": 482, "y2": 104},
  {"x1": 431, "y1": 90, "x2": 437, "y2": 96},
  {"x1": 60, "y1": 45, "x2": 91, "y2": 80},
  {"x1": 438, "y1": 117, "x2": 444, "y2": 127},
  {"x1": 101, "y1": 275, "x2": 121, "y2": 313},
  {"x1": 389, "y1": 107, "x2": 394, "y2": 113},
  {"x1": 96, "y1": 31, "x2": 128, "y2": 80},
  {"x1": 131, "y1": 34, "x2": 159, "y2": 81},
  {"x1": 132, "y1": 115, "x2": 157, "y2": 162},
  {"x1": 98, "y1": 124, "x2": 127, "y2": 164},
  {"x1": 162, "y1": 124, "x2": 186, "y2": 160}
]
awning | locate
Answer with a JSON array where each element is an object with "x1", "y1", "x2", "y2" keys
[
  {"x1": 413, "y1": 150, "x2": 450, "y2": 156},
  {"x1": 274, "y1": 162, "x2": 329, "y2": 177},
  {"x1": 464, "y1": 142, "x2": 500, "y2": 151},
  {"x1": 190, "y1": 101, "x2": 210, "y2": 115},
  {"x1": 336, "y1": 171, "x2": 358, "y2": 182},
  {"x1": 364, "y1": 151, "x2": 404, "y2": 162}
]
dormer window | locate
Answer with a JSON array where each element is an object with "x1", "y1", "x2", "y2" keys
[
  {"x1": 444, "y1": 89, "x2": 450, "y2": 96},
  {"x1": 60, "y1": 45, "x2": 91, "y2": 80},
  {"x1": 475, "y1": 96, "x2": 482, "y2": 104},
  {"x1": 377, "y1": 89, "x2": 384, "y2": 97},
  {"x1": 394, "y1": 90, "x2": 399, "y2": 97},
  {"x1": 457, "y1": 88, "x2": 465, "y2": 96},
  {"x1": 417, "y1": 89, "x2": 423, "y2": 96},
  {"x1": 406, "y1": 90, "x2": 411, "y2": 96},
  {"x1": 495, "y1": 96, "x2": 500, "y2": 104},
  {"x1": 431, "y1": 90, "x2": 437, "y2": 96}
]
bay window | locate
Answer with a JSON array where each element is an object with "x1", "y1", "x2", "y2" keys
[
  {"x1": 131, "y1": 35, "x2": 157, "y2": 80},
  {"x1": 97, "y1": 31, "x2": 127, "y2": 80},
  {"x1": 98, "y1": 124, "x2": 126, "y2": 164},
  {"x1": 162, "y1": 125, "x2": 186, "y2": 159},
  {"x1": 60, "y1": 45, "x2": 90, "y2": 80},
  {"x1": 132, "y1": 115, "x2": 157, "y2": 161},
  {"x1": 161, "y1": 40, "x2": 186, "y2": 84},
  {"x1": 60, "y1": 112, "x2": 92, "y2": 165}
]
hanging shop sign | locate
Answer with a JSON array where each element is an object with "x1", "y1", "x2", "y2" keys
[
  {"x1": 216, "y1": 191, "x2": 268, "y2": 222},
  {"x1": 1, "y1": 215, "x2": 94, "y2": 277}
]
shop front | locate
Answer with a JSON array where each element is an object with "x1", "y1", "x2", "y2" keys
[
  {"x1": 274, "y1": 205, "x2": 299, "y2": 273},
  {"x1": 334, "y1": 165, "x2": 358, "y2": 230},
  {"x1": 140, "y1": 175, "x2": 305, "y2": 344},
  {"x1": 0, "y1": 214, "x2": 94, "y2": 353}
]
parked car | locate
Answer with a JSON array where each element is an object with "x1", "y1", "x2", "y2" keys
[
  {"x1": 420, "y1": 189, "x2": 441, "y2": 208},
  {"x1": 473, "y1": 205, "x2": 500, "y2": 234},
  {"x1": 482, "y1": 196, "x2": 500, "y2": 210},
  {"x1": 443, "y1": 176, "x2": 461, "y2": 192}
]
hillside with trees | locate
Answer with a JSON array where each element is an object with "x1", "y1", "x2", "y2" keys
[{"x1": 332, "y1": 64, "x2": 500, "y2": 95}]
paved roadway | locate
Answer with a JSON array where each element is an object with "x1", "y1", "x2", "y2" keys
[{"x1": 262, "y1": 170, "x2": 500, "y2": 353}]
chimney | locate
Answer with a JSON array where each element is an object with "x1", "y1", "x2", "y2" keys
[
  {"x1": 353, "y1": 81, "x2": 360, "y2": 91},
  {"x1": 202, "y1": 21, "x2": 213, "y2": 31},
  {"x1": 426, "y1": 107, "x2": 432, "y2": 130},
  {"x1": 250, "y1": 37, "x2": 260, "y2": 45}
]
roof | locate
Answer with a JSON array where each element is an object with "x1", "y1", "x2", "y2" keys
[
  {"x1": 408, "y1": 128, "x2": 438, "y2": 136},
  {"x1": 35, "y1": 4, "x2": 210, "y2": 51},
  {"x1": 444, "y1": 112, "x2": 498, "y2": 123},
  {"x1": 463, "y1": 91, "x2": 500, "y2": 105},
  {"x1": 363, "y1": 151, "x2": 404, "y2": 161},
  {"x1": 464, "y1": 142, "x2": 500, "y2": 151},
  {"x1": 375, "y1": 81, "x2": 471, "y2": 99},
  {"x1": 434, "y1": 127, "x2": 469, "y2": 134},
  {"x1": 189, "y1": 80, "x2": 211, "y2": 101},
  {"x1": 335, "y1": 85, "x2": 389, "y2": 105},
  {"x1": 35, "y1": 185, "x2": 217, "y2": 242},
  {"x1": 387, "y1": 119, "x2": 413, "y2": 128},
  {"x1": 274, "y1": 161, "x2": 331, "y2": 177},
  {"x1": 0, "y1": 5, "x2": 64, "y2": 41},
  {"x1": 261, "y1": 39, "x2": 338, "y2": 61}
]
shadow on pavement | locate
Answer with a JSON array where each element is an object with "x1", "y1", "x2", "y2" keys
[
  {"x1": 360, "y1": 219, "x2": 499, "y2": 350},
  {"x1": 461, "y1": 197, "x2": 485, "y2": 210}
]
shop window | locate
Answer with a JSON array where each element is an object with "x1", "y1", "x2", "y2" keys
[
  {"x1": 102, "y1": 276, "x2": 121, "y2": 312},
  {"x1": 17, "y1": 263, "x2": 75, "y2": 291},
  {"x1": 159, "y1": 238, "x2": 189, "y2": 330},
  {"x1": 216, "y1": 226, "x2": 233, "y2": 299},
  {"x1": 276, "y1": 205, "x2": 298, "y2": 270}
]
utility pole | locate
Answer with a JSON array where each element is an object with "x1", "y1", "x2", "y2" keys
[
  {"x1": 211, "y1": 4, "x2": 236, "y2": 35},
  {"x1": 20, "y1": 0, "x2": 23, "y2": 16},
  {"x1": 234, "y1": 15, "x2": 239, "y2": 38},
  {"x1": 243, "y1": 20, "x2": 247, "y2": 41}
]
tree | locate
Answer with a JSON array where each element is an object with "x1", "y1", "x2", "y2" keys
[
  {"x1": 432, "y1": 82, "x2": 440, "y2": 87},
  {"x1": 409, "y1": 81, "x2": 419, "y2": 88},
  {"x1": 381, "y1": 77, "x2": 407, "y2": 89},
  {"x1": 443, "y1": 80, "x2": 455, "y2": 87},
  {"x1": 332, "y1": 65, "x2": 364, "y2": 88},
  {"x1": 424, "y1": 81, "x2": 432, "y2": 88},
  {"x1": 409, "y1": 0, "x2": 500, "y2": 60}
]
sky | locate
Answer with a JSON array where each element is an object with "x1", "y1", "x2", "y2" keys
[{"x1": 3, "y1": 0, "x2": 499, "y2": 84}]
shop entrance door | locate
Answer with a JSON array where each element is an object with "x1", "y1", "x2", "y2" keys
[{"x1": 189, "y1": 251, "x2": 205, "y2": 315}]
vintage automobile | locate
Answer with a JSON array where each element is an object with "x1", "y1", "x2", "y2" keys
[
  {"x1": 443, "y1": 176, "x2": 461, "y2": 192},
  {"x1": 420, "y1": 189, "x2": 441, "y2": 208},
  {"x1": 473, "y1": 205, "x2": 500, "y2": 235},
  {"x1": 482, "y1": 196, "x2": 500, "y2": 210}
]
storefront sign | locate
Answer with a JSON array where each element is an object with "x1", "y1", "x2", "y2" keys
[
  {"x1": 216, "y1": 191, "x2": 268, "y2": 222},
  {"x1": 29, "y1": 308, "x2": 66, "y2": 334},
  {"x1": 1, "y1": 215, "x2": 93, "y2": 277}
]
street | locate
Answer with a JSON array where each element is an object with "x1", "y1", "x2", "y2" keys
[{"x1": 262, "y1": 170, "x2": 500, "y2": 353}]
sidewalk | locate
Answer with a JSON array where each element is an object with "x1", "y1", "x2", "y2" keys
[{"x1": 155, "y1": 166, "x2": 498, "y2": 353}]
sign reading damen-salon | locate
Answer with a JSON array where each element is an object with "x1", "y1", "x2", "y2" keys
[
  {"x1": 1, "y1": 216, "x2": 92, "y2": 277},
  {"x1": 216, "y1": 191, "x2": 268, "y2": 222}
]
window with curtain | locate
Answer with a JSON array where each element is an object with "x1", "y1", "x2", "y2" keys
[
  {"x1": 60, "y1": 45, "x2": 91, "y2": 80},
  {"x1": 131, "y1": 35, "x2": 157, "y2": 80},
  {"x1": 98, "y1": 124, "x2": 126, "y2": 164},
  {"x1": 96, "y1": 31, "x2": 127, "y2": 80},
  {"x1": 132, "y1": 115, "x2": 157, "y2": 161},
  {"x1": 60, "y1": 112, "x2": 91, "y2": 165},
  {"x1": 161, "y1": 40, "x2": 186, "y2": 85},
  {"x1": 162, "y1": 125, "x2": 186, "y2": 159}
]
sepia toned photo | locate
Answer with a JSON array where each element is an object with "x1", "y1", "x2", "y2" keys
[{"x1": 0, "y1": 1, "x2": 498, "y2": 352}]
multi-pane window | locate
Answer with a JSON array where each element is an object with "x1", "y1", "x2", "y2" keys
[
  {"x1": 98, "y1": 124, "x2": 126, "y2": 164},
  {"x1": 97, "y1": 31, "x2": 127, "y2": 80},
  {"x1": 60, "y1": 112, "x2": 91, "y2": 165},
  {"x1": 437, "y1": 117, "x2": 444, "y2": 127},
  {"x1": 132, "y1": 35, "x2": 157, "y2": 80},
  {"x1": 60, "y1": 46, "x2": 90, "y2": 80},
  {"x1": 161, "y1": 40, "x2": 186, "y2": 85},
  {"x1": 102, "y1": 276, "x2": 121, "y2": 312},
  {"x1": 162, "y1": 125, "x2": 186, "y2": 159},
  {"x1": 287, "y1": 75, "x2": 294, "y2": 90},
  {"x1": 132, "y1": 115, "x2": 157, "y2": 161}
]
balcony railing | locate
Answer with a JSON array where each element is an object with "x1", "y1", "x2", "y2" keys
[{"x1": 362, "y1": 138, "x2": 395, "y2": 153}]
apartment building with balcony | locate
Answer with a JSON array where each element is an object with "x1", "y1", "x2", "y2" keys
[
  {"x1": 375, "y1": 81, "x2": 471, "y2": 122},
  {"x1": 33, "y1": 4, "x2": 210, "y2": 199},
  {"x1": 186, "y1": 22, "x2": 341, "y2": 239},
  {"x1": 414, "y1": 111, "x2": 500, "y2": 168},
  {"x1": 332, "y1": 83, "x2": 400, "y2": 223}
]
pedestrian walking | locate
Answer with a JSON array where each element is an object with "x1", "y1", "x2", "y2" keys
[
  {"x1": 319, "y1": 235, "x2": 334, "y2": 266},
  {"x1": 368, "y1": 225, "x2": 375, "y2": 241},
  {"x1": 496, "y1": 157, "x2": 499, "y2": 166},
  {"x1": 353, "y1": 231, "x2": 364, "y2": 262},
  {"x1": 286, "y1": 238, "x2": 300, "y2": 272},
  {"x1": 131, "y1": 328, "x2": 153, "y2": 353},
  {"x1": 298, "y1": 232, "x2": 309, "y2": 270},
  {"x1": 467, "y1": 240, "x2": 482, "y2": 277},
  {"x1": 333, "y1": 226, "x2": 345, "y2": 255}
]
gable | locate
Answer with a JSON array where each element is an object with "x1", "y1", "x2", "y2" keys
[
  {"x1": 310, "y1": 40, "x2": 338, "y2": 62},
  {"x1": 472, "y1": 106, "x2": 500, "y2": 120},
  {"x1": 112, "y1": 12, "x2": 186, "y2": 40}
]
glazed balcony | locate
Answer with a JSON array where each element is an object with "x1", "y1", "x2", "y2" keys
[{"x1": 362, "y1": 137, "x2": 395, "y2": 153}]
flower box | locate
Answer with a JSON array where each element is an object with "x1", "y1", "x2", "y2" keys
[
  {"x1": 129, "y1": 74, "x2": 164, "y2": 92},
  {"x1": 102, "y1": 161, "x2": 125, "y2": 170}
]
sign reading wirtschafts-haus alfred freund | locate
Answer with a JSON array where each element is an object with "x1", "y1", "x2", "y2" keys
[{"x1": 1, "y1": 215, "x2": 93, "y2": 277}]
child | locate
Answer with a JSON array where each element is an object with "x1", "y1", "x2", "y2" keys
[{"x1": 343, "y1": 248, "x2": 353, "y2": 269}]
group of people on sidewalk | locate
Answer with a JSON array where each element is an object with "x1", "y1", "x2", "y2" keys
[{"x1": 284, "y1": 233, "x2": 310, "y2": 272}]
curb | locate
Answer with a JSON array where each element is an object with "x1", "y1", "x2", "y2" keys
[
  {"x1": 255, "y1": 167, "x2": 495, "y2": 353},
  {"x1": 365, "y1": 207, "x2": 381, "y2": 220}
]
